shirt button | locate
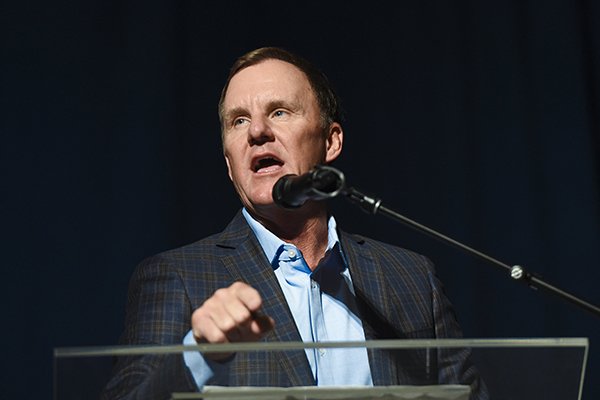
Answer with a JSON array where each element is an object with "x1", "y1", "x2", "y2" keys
[{"x1": 288, "y1": 250, "x2": 296, "y2": 257}]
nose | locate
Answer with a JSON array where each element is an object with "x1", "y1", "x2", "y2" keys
[{"x1": 247, "y1": 115, "x2": 275, "y2": 145}]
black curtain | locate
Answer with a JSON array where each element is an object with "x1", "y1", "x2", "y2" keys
[{"x1": 4, "y1": 1, "x2": 599, "y2": 398}]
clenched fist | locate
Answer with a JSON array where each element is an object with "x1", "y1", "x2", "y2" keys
[{"x1": 191, "y1": 281, "x2": 275, "y2": 359}]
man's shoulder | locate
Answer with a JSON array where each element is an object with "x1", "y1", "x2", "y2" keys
[
  {"x1": 340, "y1": 230, "x2": 434, "y2": 272},
  {"x1": 135, "y1": 211, "x2": 249, "y2": 272},
  {"x1": 152, "y1": 231, "x2": 226, "y2": 260}
]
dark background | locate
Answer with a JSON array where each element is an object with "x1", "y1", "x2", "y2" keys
[{"x1": 3, "y1": 1, "x2": 599, "y2": 398}]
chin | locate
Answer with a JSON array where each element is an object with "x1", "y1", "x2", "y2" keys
[{"x1": 245, "y1": 193, "x2": 275, "y2": 209}]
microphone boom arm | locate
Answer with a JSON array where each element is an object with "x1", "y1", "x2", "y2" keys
[{"x1": 341, "y1": 185, "x2": 600, "y2": 318}]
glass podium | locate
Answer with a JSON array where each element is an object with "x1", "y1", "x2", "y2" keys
[{"x1": 54, "y1": 338, "x2": 588, "y2": 400}]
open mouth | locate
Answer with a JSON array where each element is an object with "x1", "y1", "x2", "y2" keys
[{"x1": 252, "y1": 156, "x2": 284, "y2": 173}]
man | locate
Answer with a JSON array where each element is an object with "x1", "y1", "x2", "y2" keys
[{"x1": 102, "y1": 47, "x2": 487, "y2": 399}]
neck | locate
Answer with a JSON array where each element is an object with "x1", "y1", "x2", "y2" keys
[{"x1": 249, "y1": 202, "x2": 330, "y2": 270}]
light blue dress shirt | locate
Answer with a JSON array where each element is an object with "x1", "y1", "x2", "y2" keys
[{"x1": 183, "y1": 209, "x2": 373, "y2": 387}]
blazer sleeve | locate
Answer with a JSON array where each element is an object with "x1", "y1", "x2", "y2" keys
[
  {"x1": 100, "y1": 254, "x2": 198, "y2": 400},
  {"x1": 427, "y1": 261, "x2": 489, "y2": 400}
]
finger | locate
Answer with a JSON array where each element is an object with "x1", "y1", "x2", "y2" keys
[
  {"x1": 228, "y1": 315, "x2": 274, "y2": 342},
  {"x1": 191, "y1": 315, "x2": 237, "y2": 361},
  {"x1": 219, "y1": 301, "x2": 271, "y2": 341},
  {"x1": 192, "y1": 307, "x2": 230, "y2": 344},
  {"x1": 211, "y1": 287, "x2": 252, "y2": 328},
  {"x1": 230, "y1": 281, "x2": 263, "y2": 312},
  {"x1": 248, "y1": 313, "x2": 275, "y2": 336}
]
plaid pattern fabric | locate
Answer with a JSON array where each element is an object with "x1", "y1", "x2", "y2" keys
[
  {"x1": 102, "y1": 210, "x2": 487, "y2": 399},
  {"x1": 341, "y1": 233, "x2": 487, "y2": 398}
]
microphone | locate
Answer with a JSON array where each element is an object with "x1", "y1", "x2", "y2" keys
[{"x1": 272, "y1": 165, "x2": 346, "y2": 208}]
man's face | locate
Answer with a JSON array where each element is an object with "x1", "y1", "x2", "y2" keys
[{"x1": 221, "y1": 59, "x2": 343, "y2": 215}]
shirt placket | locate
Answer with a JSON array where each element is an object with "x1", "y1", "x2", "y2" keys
[
  {"x1": 309, "y1": 275, "x2": 336, "y2": 385},
  {"x1": 278, "y1": 245, "x2": 321, "y2": 379}
]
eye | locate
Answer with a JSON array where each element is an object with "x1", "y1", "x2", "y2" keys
[
  {"x1": 272, "y1": 109, "x2": 288, "y2": 118},
  {"x1": 232, "y1": 117, "x2": 249, "y2": 127}
]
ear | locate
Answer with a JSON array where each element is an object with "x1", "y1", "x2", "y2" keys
[
  {"x1": 324, "y1": 122, "x2": 344, "y2": 163},
  {"x1": 224, "y1": 154, "x2": 234, "y2": 181}
]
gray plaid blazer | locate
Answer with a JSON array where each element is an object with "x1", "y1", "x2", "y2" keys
[{"x1": 102, "y1": 210, "x2": 486, "y2": 399}]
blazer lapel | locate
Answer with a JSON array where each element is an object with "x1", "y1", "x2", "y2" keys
[
  {"x1": 339, "y1": 231, "x2": 401, "y2": 386},
  {"x1": 216, "y1": 212, "x2": 315, "y2": 386}
]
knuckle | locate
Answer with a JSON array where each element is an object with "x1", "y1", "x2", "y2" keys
[
  {"x1": 201, "y1": 325, "x2": 227, "y2": 344},
  {"x1": 230, "y1": 281, "x2": 246, "y2": 291},
  {"x1": 210, "y1": 330, "x2": 228, "y2": 344},
  {"x1": 213, "y1": 287, "x2": 228, "y2": 299},
  {"x1": 191, "y1": 306, "x2": 209, "y2": 323},
  {"x1": 234, "y1": 308, "x2": 252, "y2": 323},
  {"x1": 220, "y1": 317, "x2": 237, "y2": 332}
]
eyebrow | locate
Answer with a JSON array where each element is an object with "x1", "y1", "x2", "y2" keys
[
  {"x1": 223, "y1": 107, "x2": 247, "y2": 123},
  {"x1": 223, "y1": 99, "x2": 301, "y2": 123}
]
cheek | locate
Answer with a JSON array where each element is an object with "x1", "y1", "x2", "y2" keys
[
  {"x1": 224, "y1": 142, "x2": 244, "y2": 170},
  {"x1": 228, "y1": 160, "x2": 245, "y2": 182},
  {"x1": 297, "y1": 135, "x2": 327, "y2": 160}
]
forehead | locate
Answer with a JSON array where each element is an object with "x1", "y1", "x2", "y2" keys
[{"x1": 223, "y1": 59, "x2": 314, "y2": 108}]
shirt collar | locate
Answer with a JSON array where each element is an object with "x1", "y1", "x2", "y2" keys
[{"x1": 242, "y1": 208, "x2": 341, "y2": 266}]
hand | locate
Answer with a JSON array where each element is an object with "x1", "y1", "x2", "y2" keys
[{"x1": 191, "y1": 281, "x2": 275, "y2": 360}]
